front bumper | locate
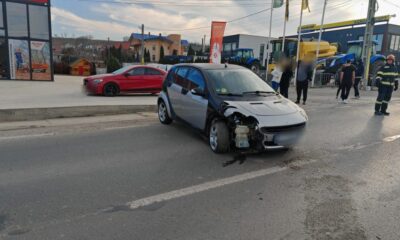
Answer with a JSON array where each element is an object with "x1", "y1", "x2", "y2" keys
[
  {"x1": 256, "y1": 123, "x2": 306, "y2": 150},
  {"x1": 83, "y1": 79, "x2": 102, "y2": 94}
]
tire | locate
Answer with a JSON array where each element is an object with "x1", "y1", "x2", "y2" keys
[
  {"x1": 250, "y1": 62, "x2": 260, "y2": 74},
  {"x1": 158, "y1": 100, "x2": 172, "y2": 125},
  {"x1": 103, "y1": 83, "x2": 119, "y2": 97},
  {"x1": 209, "y1": 120, "x2": 230, "y2": 154}
]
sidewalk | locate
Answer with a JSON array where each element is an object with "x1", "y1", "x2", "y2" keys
[{"x1": 0, "y1": 75, "x2": 157, "y2": 109}]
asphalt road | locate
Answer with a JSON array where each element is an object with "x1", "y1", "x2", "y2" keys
[{"x1": 1, "y1": 94, "x2": 400, "y2": 240}]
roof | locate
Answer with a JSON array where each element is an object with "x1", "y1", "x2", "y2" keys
[
  {"x1": 181, "y1": 40, "x2": 189, "y2": 47},
  {"x1": 173, "y1": 63, "x2": 245, "y2": 70},
  {"x1": 70, "y1": 58, "x2": 91, "y2": 67},
  {"x1": 130, "y1": 33, "x2": 173, "y2": 43},
  {"x1": 114, "y1": 42, "x2": 131, "y2": 50}
]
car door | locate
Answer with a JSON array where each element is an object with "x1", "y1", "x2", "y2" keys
[
  {"x1": 144, "y1": 67, "x2": 164, "y2": 92},
  {"x1": 122, "y1": 67, "x2": 146, "y2": 92},
  {"x1": 167, "y1": 67, "x2": 189, "y2": 118},
  {"x1": 180, "y1": 67, "x2": 208, "y2": 130}
]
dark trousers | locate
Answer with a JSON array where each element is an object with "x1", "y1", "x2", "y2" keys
[
  {"x1": 375, "y1": 85, "x2": 393, "y2": 113},
  {"x1": 354, "y1": 77, "x2": 361, "y2": 97},
  {"x1": 341, "y1": 82, "x2": 352, "y2": 100},
  {"x1": 296, "y1": 81, "x2": 308, "y2": 102},
  {"x1": 280, "y1": 85, "x2": 289, "y2": 98}
]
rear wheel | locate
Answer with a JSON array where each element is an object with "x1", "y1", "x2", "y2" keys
[
  {"x1": 250, "y1": 62, "x2": 260, "y2": 74},
  {"x1": 103, "y1": 83, "x2": 119, "y2": 97},
  {"x1": 158, "y1": 100, "x2": 172, "y2": 124},
  {"x1": 209, "y1": 120, "x2": 230, "y2": 154}
]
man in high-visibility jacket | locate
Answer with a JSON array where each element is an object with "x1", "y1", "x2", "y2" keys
[{"x1": 375, "y1": 54, "x2": 399, "y2": 116}]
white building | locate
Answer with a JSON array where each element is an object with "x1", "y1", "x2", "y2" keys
[{"x1": 222, "y1": 34, "x2": 275, "y2": 66}]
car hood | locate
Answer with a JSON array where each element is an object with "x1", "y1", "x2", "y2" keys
[
  {"x1": 85, "y1": 74, "x2": 114, "y2": 80},
  {"x1": 224, "y1": 98, "x2": 298, "y2": 116}
]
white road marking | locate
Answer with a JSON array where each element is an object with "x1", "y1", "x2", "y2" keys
[
  {"x1": 127, "y1": 159, "x2": 315, "y2": 210},
  {"x1": 383, "y1": 134, "x2": 400, "y2": 142},
  {"x1": 0, "y1": 133, "x2": 54, "y2": 141}
]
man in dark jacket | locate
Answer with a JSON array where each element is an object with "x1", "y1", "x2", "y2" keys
[
  {"x1": 280, "y1": 60, "x2": 293, "y2": 98},
  {"x1": 295, "y1": 60, "x2": 313, "y2": 105},
  {"x1": 339, "y1": 60, "x2": 356, "y2": 104},
  {"x1": 354, "y1": 60, "x2": 364, "y2": 98},
  {"x1": 375, "y1": 54, "x2": 399, "y2": 116}
]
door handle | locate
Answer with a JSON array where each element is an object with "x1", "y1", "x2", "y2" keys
[{"x1": 181, "y1": 88, "x2": 188, "y2": 95}]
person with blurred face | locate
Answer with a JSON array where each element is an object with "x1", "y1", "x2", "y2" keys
[
  {"x1": 339, "y1": 60, "x2": 356, "y2": 104},
  {"x1": 295, "y1": 57, "x2": 313, "y2": 105},
  {"x1": 374, "y1": 54, "x2": 399, "y2": 116}
]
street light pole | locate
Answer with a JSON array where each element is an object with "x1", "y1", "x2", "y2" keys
[
  {"x1": 141, "y1": 24, "x2": 145, "y2": 65},
  {"x1": 311, "y1": 0, "x2": 328, "y2": 88}
]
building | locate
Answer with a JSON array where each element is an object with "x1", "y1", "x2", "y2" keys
[
  {"x1": 129, "y1": 33, "x2": 189, "y2": 62},
  {"x1": 223, "y1": 34, "x2": 275, "y2": 66},
  {"x1": 0, "y1": 0, "x2": 52, "y2": 81},
  {"x1": 288, "y1": 15, "x2": 400, "y2": 64},
  {"x1": 69, "y1": 58, "x2": 92, "y2": 76}
]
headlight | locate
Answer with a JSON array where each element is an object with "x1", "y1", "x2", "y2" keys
[{"x1": 93, "y1": 79, "x2": 103, "y2": 84}]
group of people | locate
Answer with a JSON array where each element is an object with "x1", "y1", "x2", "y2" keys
[
  {"x1": 271, "y1": 58, "x2": 313, "y2": 105},
  {"x1": 269, "y1": 53, "x2": 399, "y2": 116}
]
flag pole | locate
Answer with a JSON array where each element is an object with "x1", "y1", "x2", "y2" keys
[
  {"x1": 294, "y1": 1, "x2": 305, "y2": 87},
  {"x1": 311, "y1": 0, "x2": 328, "y2": 87},
  {"x1": 282, "y1": 0, "x2": 288, "y2": 52},
  {"x1": 265, "y1": 0, "x2": 274, "y2": 80}
]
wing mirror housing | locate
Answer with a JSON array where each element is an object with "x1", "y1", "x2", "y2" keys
[
  {"x1": 191, "y1": 87, "x2": 205, "y2": 97},
  {"x1": 124, "y1": 72, "x2": 130, "y2": 77}
]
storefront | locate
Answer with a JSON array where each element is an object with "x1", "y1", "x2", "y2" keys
[{"x1": 0, "y1": 0, "x2": 52, "y2": 81}]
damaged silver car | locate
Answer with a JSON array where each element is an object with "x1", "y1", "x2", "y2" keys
[{"x1": 158, "y1": 63, "x2": 308, "y2": 153}]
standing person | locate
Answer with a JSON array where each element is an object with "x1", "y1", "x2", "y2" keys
[
  {"x1": 339, "y1": 60, "x2": 356, "y2": 104},
  {"x1": 280, "y1": 60, "x2": 293, "y2": 98},
  {"x1": 354, "y1": 59, "x2": 364, "y2": 98},
  {"x1": 271, "y1": 62, "x2": 282, "y2": 91},
  {"x1": 374, "y1": 54, "x2": 399, "y2": 116},
  {"x1": 295, "y1": 60, "x2": 312, "y2": 105}
]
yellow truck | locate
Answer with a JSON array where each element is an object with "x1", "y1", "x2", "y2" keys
[{"x1": 268, "y1": 38, "x2": 337, "y2": 72}]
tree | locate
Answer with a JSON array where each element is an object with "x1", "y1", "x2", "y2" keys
[
  {"x1": 106, "y1": 56, "x2": 121, "y2": 73},
  {"x1": 159, "y1": 46, "x2": 165, "y2": 62},
  {"x1": 188, "y1": 45, "x2": 195, "y2": 56},
  {"x1": 144, "y1": 48, "x2": 150, "y2": 62}
]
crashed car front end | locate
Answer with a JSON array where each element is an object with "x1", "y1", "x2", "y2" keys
[{"x1": 221, "y1": 99, "x2": 308, "y2": 151}]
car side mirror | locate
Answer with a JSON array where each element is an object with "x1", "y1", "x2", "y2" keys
[
  {"x1": 124, "y1": 73, "x2": 130, "y2": 77},
  {"x1": 191, "y1": 87, "x2": 205, "y2": 97}
]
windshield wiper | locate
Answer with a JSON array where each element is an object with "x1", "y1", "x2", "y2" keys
[
  {"x1": 217, "y1": 92, "x2": 243, "y2": 97},
  {"x1": 242, "y1": 91, "x2": 276, "y2": 95}
]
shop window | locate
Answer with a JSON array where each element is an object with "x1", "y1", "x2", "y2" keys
[
  {"x1": 0, "y1": 4, "x2": 3, "y2": 28},
  {"x1": 7, "y1": 2, "x2": 28, "y2": 38},
  {"x1": 8, "y1": 39, "x2": 30, "y2": 80},
  {"x1": 390, "y1": 35, "x2": 396, "y2": 51},
  {"x1": 29, "y1": 5, "x2": 49, "y2": 40},
  {"x1": 395, "y1": 36, "x2": 400, "y2": 51},
  {"x1": 31, "y1": 41, "x2": 51, "y2": 80}
]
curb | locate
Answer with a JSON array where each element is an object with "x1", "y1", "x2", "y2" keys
[{"x1": 0, "y1": 105, "x2": 157, "y2": 122}]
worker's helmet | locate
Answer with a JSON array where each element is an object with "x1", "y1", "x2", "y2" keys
[{"x1": 387, "y1": 54, "x2": 395, "y2": 61}]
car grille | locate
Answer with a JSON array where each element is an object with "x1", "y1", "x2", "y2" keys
[{"x1": 260, "y1": 123, "x2": 306, "y2": 134}]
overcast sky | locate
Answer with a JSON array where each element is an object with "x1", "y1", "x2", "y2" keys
[{"x1": 51, "y1": 0, "x2": 400, "y2": 43}]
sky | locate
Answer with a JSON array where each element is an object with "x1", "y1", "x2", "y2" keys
[{"x1": 51, "y1": 0, "x2": 400, "y2": 43}]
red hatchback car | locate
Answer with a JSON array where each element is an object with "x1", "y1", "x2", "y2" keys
[{"x1": 84, "y1": 65, "x2": 167, "y2": 96}]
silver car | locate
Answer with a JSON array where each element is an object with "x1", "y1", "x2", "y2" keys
[{"x1": 158, "y1": 64, "x2": 308, "y2": 153}]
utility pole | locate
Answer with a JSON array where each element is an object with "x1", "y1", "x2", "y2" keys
[
  {"x1": 265, "y1": 0, "x2": 274, "y2": 78},
  {"x1": 202, "y1": 35, "x2": 206, "y2": 53},
  {"x1": 362, "y1": 0, "x2": 377, "y2": 89},
  {"x1": 141, "y1": 24, "x2": 145, "y2": 65}
]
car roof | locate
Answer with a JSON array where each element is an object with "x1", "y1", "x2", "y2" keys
[
  {"x1": 172, "y1": 63, "x2": 246, "y2": 70},
  {"x1": 129, "y1": 65, "x2": 167, "y2": 73}
]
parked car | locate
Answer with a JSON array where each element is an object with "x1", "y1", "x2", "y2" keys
[
  {"x1": 84, "y1": 65, "x2": 167, "y2": 96},
  {"x1": 157, "y1": 63, "x2": 308, "y2": 153}
]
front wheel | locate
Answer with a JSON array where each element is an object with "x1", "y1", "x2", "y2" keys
[
  {"x1": 158, "y1": 100, "x2": 172, "y2": 125},
  {"x1": 250, "y1": 62, "x2": 260, "y2": 74},
  {"x1": 209, "y1": 120, "x2": 230, "y2": 154},
  {"x1": 103, "y1": 83, "x2": 119, "y2": 97}
]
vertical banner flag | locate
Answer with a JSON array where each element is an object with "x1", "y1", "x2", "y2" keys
[
  {"x1": 209, "y1": 21, "x2": 227, "y2": 64},
  {"x1": 273, "y1": 0, "x2": 284, "y2": 8},
  {"x1": 302, "y1": 0, "x2": 310, "y2": 12},
  {"x1": 285, "y1": 0, "x2": 289, "y2": 20}
]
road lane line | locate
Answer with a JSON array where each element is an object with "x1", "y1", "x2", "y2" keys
[
  {"x1": 0, "y1": 133, "x2": 54, "y2": 141},
  {"x1": 127, "y1": 159, "x2": 315, "y2": 210}
]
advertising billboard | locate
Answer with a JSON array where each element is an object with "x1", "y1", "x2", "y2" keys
[
  {"x1": 209, "y1": 21, "x2": 226, "y2": 64},
  {"x1": 31, "y1": 41, "x2": 51, "y2": 80},
  {"x1": 8, "y1": 39, "x2": 30, "y2": 80}
]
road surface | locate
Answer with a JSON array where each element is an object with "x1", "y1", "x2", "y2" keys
[{"x1": 1, "y1": 95, "x2": 400, "y2": 240}]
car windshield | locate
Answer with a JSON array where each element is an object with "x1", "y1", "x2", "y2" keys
[
  {"x1": 112, "y1": 66, "x2": 134, "y2": 75},
  {"x1": 205, "y1": 68, "x2": 274, "y2": 95}
]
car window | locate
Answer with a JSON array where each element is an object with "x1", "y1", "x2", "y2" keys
[
  {"x1": 166, "y1": 67, "x2": 177, "y2": 84},
  {"x1": 128, "y1": 67, "x2": 145, "y2": 76},
  {"x1": 187, "y1": 68, "x2": 205, "y2": 90},
  {"x1": 174, "y1": 67, "x2": 189, "y2": 88},
  {"x1": 145, "y1": 68, "x2": 162, "y2": 76}
]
